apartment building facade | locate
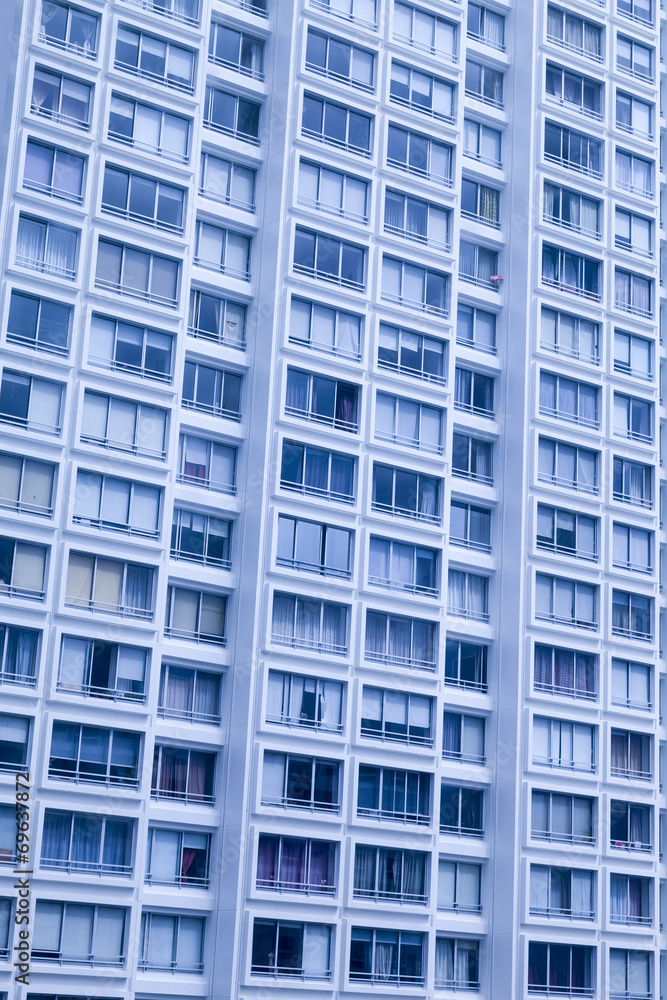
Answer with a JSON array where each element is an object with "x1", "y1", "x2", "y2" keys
[{"x1": 0, "y1": 0, "x2": 664, "y2": 997}]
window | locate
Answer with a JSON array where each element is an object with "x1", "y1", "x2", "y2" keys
[
  {"x1": 615, "y1": 269, "x2": 652, "y2": 318},
  {"x1": 266, "y1": 670, "x2": 343, "y2": 733},
  {"x1": 65, "y1": 552, "x2": 154, "y2": 619},
  {"x1": 164, "y1": 586, "x2": 227, "y2": 645},
  {"x1": 183, "y1": 363, "x2": 241, "y2": 422},
  {"x1": 194, "y1": 221, "x2": 251, "y2": 280},
  {"x1": 159, "y1": 665, "x2": 221, "y2": 724},
  {"x1": 528, "y1": 944, "x2": 594, "y2": 997},
  {"x1": 445, "y1": 639, "x2": 487, "y2": 691},
  {"x1": 358, "y1": 765, "x2": 430, "y2": 824},
  {"x1": 440, "y1": 784, "x2": 483, "y2": 837},
  {"x1": 536, "y1": 505, "x2": 597, "y2": 560},
  {"x1": 209, "y1": 22, "x2": 264, "y2": 79},
  {"x1": 434, "y1": 938, "x2": 480, "y2": 991},
  {"x1": 202, "y1": 85, "x2": 260, "y2": 143},
  {"x1": 544, "y1": 121, "x2": 601, "y2": 178},
  {"x1": 371, "y1": 462, "x2": 441, "y2": 523},
  {"x1": 31, "y1": 67, "x2": 91, "y2": 128},
  {"x1": 0, "y1": 897, "x2": 10, "y2": 957},
  {"x1": 448, "y1": 571, "x2": 489, "y2": 622},
  {"x1": 616, "y1": 150, "x2": 652, "y2": 198},
  {"x1": 15, "y1": 215, "x2": 78, "y2": 280},
  {"x1": 251, "y1": 919, "x2": 331, "y2": 979},
  {"x1": 611, "y1": 729, "x2": 652, "y2": 780},
  {"x1": 7, "y1": 290, "x2": 70, "y2": 355},
  {"x1": 390, "y1": 61, "x2": 455, "y2": 121},
  {"x1": 463, "y1": 118, "x2": 501, "y2": 167},
  {"x1": 285, "y1": 369, "x2": 358, "y2": 432},
  {"x1": 257, "y1": 834, "x2": 336, "y2": 894},
  {"x1": 378, "y1": 323, "x2": 445, "y2": 383},
  {"x1": 171, "y1": 509, "x2": 231, "y2": 570},
  {"x1": 293, "y1": 227, "x2": 365, "y2": 290},
  {"x1": 354, "y1": 845, "x2": 427, "y2": 903},
  {"x1": 534, "y1": 644, "x2": 596, "y2": 700},
  {"x1": 610, "y1": 875, "x2": 651, "y2": 925},
  {"x1": 280, "y1": 440, "x2": 355, "y2": 503},
  {"x1": 609, "y1": 950, "x2": 651, "y2": 1000},
  {"x1": 461, "y1": 179, "x2": 499, "y2": 227},
  {"x1": 454, "y1": 368, "x2": 494, "y2": 417},
  {"x1": 32, "y1": 901, "x2": 126, "y2": 965},
  {"x1": 535, "y1": 573, "x2": 597, "y2": 629},
  {"x1": 545, "y1": 63, "x2": 602, "y2": 118},
  {"x1": 58, "y1": 636, "x2": 147, "y2": 700},
  {"x1": 375, "y1": 392, "x2": 443, "y2": 453},
  {"x1": 0, "y1": 625, "x2": 39, "y2": 686},
  {"x1": 531, "y1": 790, "x2": 594, "y2": 845},
  {"x1": 617, "y1": 36, "x2": 653, "y2": 81},
  {"x1": 271, "y1": 592, "x2": 348, "y2": 655},
  {"x1": 467, "y1": 3, "x2": 504, "y2": 49},
  {"x1": 614, "y1": 330, "x2": 651, "y2": 379},
  {"x1": 450, "y1": 502, "x2": 491, "y2": 553},
  {"x1": 151, "y1": 745, "x2": 215, "y2": 803},
  {"x1": 146, "y1": 828, "x2": 210, "y2": 887},
  {"x1": 612, "y1": 590, "x2": 652, "y2": 641},
  {"x1": 538, "y1": 437, "x2": 598, "y2": 495},
  {"x1": 465, "y1": 60, "x2": 503, "y2": 107},
  {"x1": 262, "y1": 751, "x2": 340, "y2": 811},
  {"x1": 301, "y1": 93, "x2": 372, "y2": 156},
  {"x1": 443, "y1": 713, "x2": 485, "y2": 764},
  {"x1": 89, "y1": 315, "x2": 172, "y2": 382},
  {"x1": 384, "y1": 190, "x2": 450, "y2": 249},
  {"x1": 24, "y1": 139, "x2": 85, "y2": 204},
  {"x1": 381, "y1": 255, "x2": 449, "y2": 315},
  {"x1": 124, "y1": 0, "x2": 199, "y2": 22},
  {"x1": 540, "y1": 307, "x2": 599, "y2": 364},
  {"x1": 39, "y1": 2, "x2": 98, "y2": 56},
  {"x1": 115, "y1": 25, "x2": 195, "y2": 92},
  {"x1": 616, "y1": 210, "x2": 652, "y2": 260},
  {"x1": 614, "y1": 394, "x2": 652, "y2": 444},
  {"x1": 457, "y1": 304, "x2": 496, "y2": 354},
  {"x1": 361, "y1": 687, "x2": 432, "y2": 746},
  {"x1": 529, "y1": 865, "x2": 595, "y2": 919},
  {"x1": 298, "y1": 161, "x2": 368, "y2": 223},
  {"x1": 0, "y1": 370, "x2": 63, "y2": 436},
  {"x1": 40, "y1": 809, "x2": 133, "y2": 876},
  {"x1": 200, "y1": 152, "x2": 255, "y2": 211},
  {"x1": 108, "y1": 94, "x2": 190, "y2": 161},
  {"x1": 541, "y1": 245, "x2": 600, "y2": 300},
  {"x1": 48, "y1": 722, "x2": 140, "y2": 786},
  {"x1": 616, "y1": 92, "x2": 653, "y2": 139},
  {"x1": 0, "y1": 714, "x2": 30, "y2": 771},
  {"x1": 368, "y1": 537, "x2": 438, "y2": 597},
  {"x1": 276, "y1": 515, "x2": 351, "y2": 579},
  {"x1": 350, "y1": 928, "x2": 425, "y2": 986},
  {"x1": 533, "y1": 716, "x2": 595, "y2": 772},
  {"x1": 611, "y1": 658, "x2": 651, "y2": 711},
  {"x1": 546, "y1": 6, "x2": 602, "y2": 60},
  {"x1": 459, "y1": 241, "x2": 499, "y2": 289},
  {"x1": 438, "y1": 861, "x2": 481, "y2": 913},
  {"x1": 101, "y1": 165, "x2": 184, "y2": 233},
  {"x1": 81, "y1": 390, "x2": 166, "y2": 459},
  {"x1": 452, "y1": 433, "x2": 493, "y2": 485},
  {"x1": 289, "y1": 297, "x2": 361, "y2": 359},
  {"x1": 0, "y1": 452, "x2": 54, "y2": 517},
  {"x1": 305, "y1": 29, "x2": 373, "y2": 89},
  {"x1": 177, "y1": 434, "x2": 236, "y2": 493},
  {"x1": 95, "y1": 239, "x2": 179, "y2": 307},
  {"x1": 613, "y1": 457, "x2": 652, "y2": 507},
  {"x1": 188, "y1": 290, "x2": 246, "y2": 349},
  {"x1": 543, "y1": 183, "x2": 600, "y2": 239},
  {"x1": 387, "y1": 124, "x2": 452, "y2": 186},
  {"x1": 0, "y1": 805, "x2": 16, "y2": 864},
  {"x1": 74, "y1": 470, "x2": 161, "y2": 537},
  {"x1": 139, "y1": 912, "x2": 205, "y2": 973},
  {"x1": 0, "y1": 539, "x2": 46, "y2": 600},
  {"x1": 365, "y1": 610, "x2": 437, "y2": 671},
  {"x1": 610, "y1": 799, "x2": 652, "y2": 851},
  {"x1": 394, "y1": 2, "x2": 456, "y2": 58}
]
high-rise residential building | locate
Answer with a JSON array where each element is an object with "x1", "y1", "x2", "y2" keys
[{"x1": 0, "y1": 0, "x2": 664, "y2": 997}]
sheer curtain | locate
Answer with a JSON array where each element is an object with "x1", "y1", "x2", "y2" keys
[
  {"x1": 435, "y1": 938, "x2": 453, "y2": 985},
  {"x1": 403, "y1": 852, "x2": 424, "y2": 898},
  {"x1": 9, "y1": 628, "x2": 37, "y2": 680},
  {"x1": 374, "y1": 935, "x2": 396, "y2": 980},
  {"x1": 572, "y1": 870, "x2": 592, "y2": 917},
  {"x1": 40, "y1": 810, "x2": 71, "y2": 863},
  {"x1": 354, "y1": 846, "x2": 376, "y2": 894},
  {"x1": 256, "y1": 835, "x2": 278, "y2": 884},
  {"x1": 610, "y1": 875, "x2": 628, "y2": 921},
  {"x1": 533, "y1": 645, "x2": 552, "y2": 689},
  {"x1": 281, "y1": 838, "x2": 306, "y2": 888},
  {"x1": 272, "y1": 594, "x2": 295, "y2": 640},
  {"x1": 555, "y1": 649, "x2": 575, "y2": 693}
]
